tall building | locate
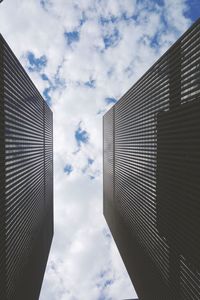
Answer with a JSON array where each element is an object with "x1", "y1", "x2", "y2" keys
[
  {"x1": 103, "y1": 18, "x2": 200, "y2": 299},
  {"x1": 0, "y1": 35, "x2": 53, "y2": 299}
]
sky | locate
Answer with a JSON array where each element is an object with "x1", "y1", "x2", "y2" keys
[{"x1": 0, "y1": 1, "x2": 199, "y2": 300}]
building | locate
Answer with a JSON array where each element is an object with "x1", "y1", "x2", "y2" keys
[
  {"x1": 0, "y1": 34, "x2": 53, "y2": 299},
  {"x1": 103, "y1": 18, "x2": 200, "y2": 299}
]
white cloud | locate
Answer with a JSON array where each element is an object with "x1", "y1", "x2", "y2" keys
[{"x1": 0, "y1": 0, "x2": 192, "y2": 299}]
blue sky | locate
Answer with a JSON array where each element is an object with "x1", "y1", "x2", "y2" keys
[
  {"x1": 0, "y1": 0, "x2": 199, "y2": 300},
  {"x1": 185, "y1": 0, "x2": 200, "y2": 21}
]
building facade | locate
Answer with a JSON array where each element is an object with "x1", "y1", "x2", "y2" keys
[
  {"x1": 0, "y1": 35, "x2": 53, "y2": 300},
  {"x1": 103, "y1": 18, "x2": 200, "y2": 299}
]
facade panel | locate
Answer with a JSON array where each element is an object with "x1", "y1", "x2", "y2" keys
[
  {"x1": 0, "y1": 35, "x2": 53, "y2": 300},
  {"x1": 103, "y1": 19, "x2": 200, "y2": 299}
]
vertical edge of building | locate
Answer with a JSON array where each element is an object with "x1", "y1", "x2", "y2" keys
[
  {"x1": 103, "y1": 107, "x2": 114, "y2": 222},
  {"x1": 0, "y1": 33, "x2": 6, "y2": 300},
  {"x1": 44, "y1": 99, "x2": 54, "y2": 267}
]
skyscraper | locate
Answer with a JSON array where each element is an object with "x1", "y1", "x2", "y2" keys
[
  {"x1": 0, "y1": 34, "x2": 53, "y2": 299},
  {"x1": 103, "y1": 18, "x2": 200, "y2": 299}
]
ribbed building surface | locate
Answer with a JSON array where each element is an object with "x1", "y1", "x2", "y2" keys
[
  {"x1": 103, "y1": 18, "x2": 200, "y2": 299},
  {"x1": 0, "y1": 35, "x2": 53, "y2": 300}
]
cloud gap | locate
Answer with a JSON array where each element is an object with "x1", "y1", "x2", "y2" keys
[
  {"x1": 64, "y1": 164, "x2": 73, "y2": 175},
  {"x1": 64, "y1": 31, "x2": 80, "y2": 45},
  {"x1": 75, "y1": 123, "x2": 89, "y2": 147},
  {"x1": 27, "y1": 51, "x2": 47, "y2": 72}
]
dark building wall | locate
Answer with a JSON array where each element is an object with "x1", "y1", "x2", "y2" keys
[
  {"x1": 103, "y1": 18, "x2": 200, "y2": 300},
  {"x1": 0, "y1": 34, "x2": 53, "y2": 300}
]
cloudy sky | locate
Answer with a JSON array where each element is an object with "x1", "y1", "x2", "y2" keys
[{"x1": 0, "y1": 1, "x2": 199, "y2": 299}]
